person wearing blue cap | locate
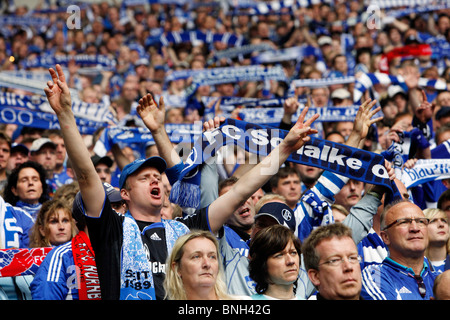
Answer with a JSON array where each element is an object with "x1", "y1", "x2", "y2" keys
[
  {"x1": 6, "y1": 142, "x2": 28, "y2": 173},
  {"x1": 43, "y1": 65, "x2": 320, "y2": 300}
]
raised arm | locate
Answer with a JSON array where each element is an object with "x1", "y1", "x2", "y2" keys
[
  {"x1": 44, "y1": 64, "x2": 104, "y2": 217},
  {"x1": 207, "y1": 106, "x2": 319, "y2": 233},
  {"x1": 136, "y1": 93, "x2": 181, "y2": 168}
]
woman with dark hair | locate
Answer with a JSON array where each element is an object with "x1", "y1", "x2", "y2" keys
[
  {"x1": 3, "y1": 161, "x2": 51, "y2": 218},
  {"x1": 248, "y1": 224, "x2": 302, "y2": 300}
]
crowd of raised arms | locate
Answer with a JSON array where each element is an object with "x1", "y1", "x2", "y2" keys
[{"x1": 0, "y1": 0, "x2": 449, "y2": 302}]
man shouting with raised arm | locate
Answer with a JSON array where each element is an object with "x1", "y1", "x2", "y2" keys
[{"x1": 43, "y1": 64, "x2": 320, "y2": 300}]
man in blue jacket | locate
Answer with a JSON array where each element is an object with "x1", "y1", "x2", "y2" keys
[{"x1": 361, "y1": 199, "x2": 438, "y2": 300}]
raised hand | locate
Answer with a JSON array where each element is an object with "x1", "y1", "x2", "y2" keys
[
  {"x1": 345, "y1": 98, "x2": 382, "y2": 149},
  {"x1": 203, "y1": 116, "x2": 226, "y2": 132},
  {"x1": 283, "y1": 97, "x2": 300, "y2": 116},
  {"x1": 136, "y1": 93, "x2": 166, "y2": 133},
  {"x1": 44, "y1": 64, "x2": 72, "y2": 115},
  {"x1": 282, "y1": 105, "x2": 319, "y2": 153},
  {"x1": 400, "y1": 65, "x2": 420, "y2": 90},
  {"x1": 415, "y1": 89, "x2": 434, "y2": 123},
  {"x1": 353, "y1": 98, "x2": 383, "y2": 141}
]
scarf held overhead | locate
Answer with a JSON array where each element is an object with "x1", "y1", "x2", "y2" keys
[{"x1": 169, "y1": 119, "x2": 401, "y2": 210}]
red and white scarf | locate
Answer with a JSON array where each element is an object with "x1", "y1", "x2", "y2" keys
[{"x1": 72, "y1": 231, "x2": 101, "y2": 300}]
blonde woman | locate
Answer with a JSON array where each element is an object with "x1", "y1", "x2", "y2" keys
[
  {"x1": 164, "y1": 230, "x2": 236, "y2": 300},
  {"x1": 424, "y1": 208, "x2": 450, "y2": 273},
  {"x1": 29, "y1": 199, "x2": 77, "y2": 248}
]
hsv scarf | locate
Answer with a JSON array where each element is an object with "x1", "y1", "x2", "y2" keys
[
  {"x1": 169, "y1": 118, "x2": 401, "y2": 211},
  {"x1": 72, "y1": 231, "x2": 101, "y2": 300}
]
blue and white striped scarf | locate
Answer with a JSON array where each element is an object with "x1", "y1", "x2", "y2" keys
[
  {"x1": 120, "y1": 212, "x2": 189, "y2": 300},
  {"x1": 353, "y1": 72, "x2": 447, "y2": 103},
  {"x1": 93, "y1": 123, "x2": 202, "y2": 158},
  {"x1": 368, "y1": 0, "x2": 443, "y2": 8},
  {"x1": 160, "y1": 30, "x2": 244, "y2": 47}
]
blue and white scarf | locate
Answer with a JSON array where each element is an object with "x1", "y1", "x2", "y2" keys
[
  {"x1": 22, "y1": 54, "x2": 116, "y2": 70},
  {"x1": 93, "y1": 123, "x2": 202, "y2": 158},
  {"x1": 368, "y1": 0, "x2": 442, "y2": 8},
  {"x1": 400, "y1": 159, "x2": 450, "y2": 189},
  {"x1": 160, "y1": 30, "x2": 244, "y2": 47},
  {"x1": 353, "y1": 72, "x2": 447, "y2": 103},
  {"x1": 185, "y1": 65, "x2": 289, "y2": 98},
  {"x1": 381, "y1": 128, "x2": 430, "y2": 168},
  {"x1": 292, "y1": 76, "x2": 356, "y2": 88},
  {"x1": 251, "y1": 46, "x2": 314, "y2": 64},
  {"x1": 228, "y1": 0, "x2": 324, "y2": 11},
  {"x1": 0, "y1": 88, "x2": 115, "y2": 133},
  {"x1": 0, "y1": 105, "x2": 107, "y2": 135},
  {"x1": 387, "y1": 3, "x2": 450, "y2": 19},
  {"x1": 210, "y1": 43, "x2": 273, "y2": 64},
  {"x1": 431, "y1": 139, "x2": 450, "y2": 159},
  {"x1": 170, "y1": 118, "x2": 401, "y2": 211},
  {"x1": 14, "y1": 201, "x2": 41, "y2": 219},
  {"x1": 120, "y1": 211, "x2": 189, "y2": 300},
  {"x1": 0, "y1": 14, "x2": 50, "y2": 27},
  {"x1": 237, "y1": 105, "x2": 372, "y2": 126}
]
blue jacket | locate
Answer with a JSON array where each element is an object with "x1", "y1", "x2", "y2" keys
[
  {"x1": 30, "y1": 242, "x2": 78, "y2": 300},
  {"x1": 1, "y1": 201, "x2": 35, "y2": 248},
  {"x1": 361, "y1": 257, "x2": 438, "y2": 300}
]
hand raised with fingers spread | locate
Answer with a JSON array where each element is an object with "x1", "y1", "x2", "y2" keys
[
  {"x1": 352, "y1": 98, "x2": 383, "y2": 141},
  {"x1": 282, "y1": 105, "x2": 319, "y2": 153},
  {"x1": 136, "y1": 93, "x2": 166, "y2": 133},
  {"x1": 44, "y1": 64, "x2": 72, "y2": 115}
]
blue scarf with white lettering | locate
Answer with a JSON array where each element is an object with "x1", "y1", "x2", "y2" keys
[
  {"x1": 169, "y1": 118, "x2": 402, "y2": 211},
  {"x1": 160, "y1": 30, "x2": 244, "y2": 47},
  {"x1": 120, "y1": 211, "x2": 189, "y2": 300},
  {"x1": 93, "y1": 123, "x2": 202, "y2": 158}
]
